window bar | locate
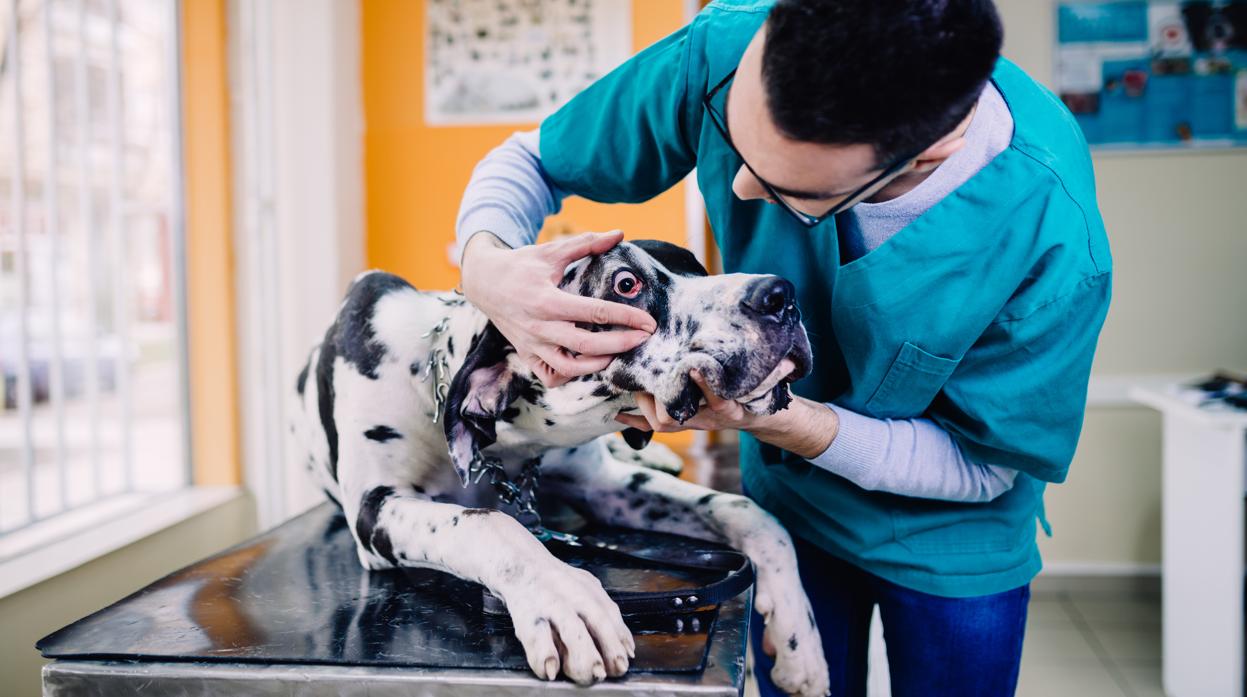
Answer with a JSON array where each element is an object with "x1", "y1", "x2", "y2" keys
[
  {"x1": 106, "y1": 0, "x2": 131, "y2": 493},
  {"x1": 167, "y1": 0, "x2": 192, "y2": 488},
  {"x1": 74, "y1": 0, "x2": 102, "y2": 500},
  {"x1": 9, "y1": 0, "x2": 37, "y2": 526},
  {"x1": 44, "y1": 0, "x2": 70, "y2": 512}
]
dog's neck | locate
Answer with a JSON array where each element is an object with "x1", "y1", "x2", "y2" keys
[{"x1": 436, "y1": 304, "x2": 639, "y2": 461}]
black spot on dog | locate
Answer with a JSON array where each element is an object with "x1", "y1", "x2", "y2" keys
[
  {"x1": 356, "y1": 486, "x2": 396, "y2": 561},
  {"x1": 364, "y1": 425, "x2": 402, "y2": 442},
  {"x1": 788, "y1": 634, "x2": 799, "y2": 651},
  {"x1": 462, "y1": 508, "x2": 495, "y2": 517},
  {"x1": 808, "y1": 610, "x2": 816, "y2": 628},
  {"x1": 371, "y1": 527, "x2": 397, "y2": 565},
  {"x1": 451, "y1": 515, "x2": 460, "y2": 526},
  {"x1": 296, "y1": 362, "x2": 309, "y2": 396},
  {"x1": 629, "y1": 497, "x2": 646, "y2": 510},
  {"x1": 626, "y1": 472, "x2": 651, "y2": 492},
  {"x1": 334, "y1": 272, "x2": 414, "y2": 380},
  {"x1": 544, "y1": 418, "x2": 555, "y2": 427},
  {"x1": 730, "y1": 498, "x2": 751, "y2": 509},
  {"x1": 644, "y1": 508, "x2": 669, "y2": 522},
  {"x1": 315, "y1": 340, "x2": 341, "y2": 480},
  {"x1": 500, "y1": 406, "x2": 521, "y2": 422},
  {"x1": 697, "y1": 493, "x2": 718, "y2": 506},
  {"x1": 413, "y1": 485, "x2": 425, "y2": 494},
  {"x1": 446, "y1": 336, "x2": 455, "y2": 357},
  {"x1": 591, "y1": 384, "x2": 613, "y2": 398}
]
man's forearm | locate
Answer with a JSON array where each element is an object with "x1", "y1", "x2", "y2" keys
[
  {"x1": 747, "y1": 396, "x2": 840, "y2": 459},
  {"x1": 747, "y1": 394, "x2": 1018, "y2": 502},
  {"x1": 454, "y1": 129, "x2": 567, "y2": 263}
]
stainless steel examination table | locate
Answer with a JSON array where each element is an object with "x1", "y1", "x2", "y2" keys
[{"x1": 37, "y1": 503, "x2": 750, "y2": 696}]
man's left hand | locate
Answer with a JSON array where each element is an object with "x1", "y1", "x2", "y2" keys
[{"x1": 615, "y1": 369, "x2": 761, "y2": 433}]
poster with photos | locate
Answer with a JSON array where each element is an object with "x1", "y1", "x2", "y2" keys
[
  {"x1": 1056, "y1": 0, "x2": 1247, "y2": 149},
  {"x1": 425, "y1": 0, "x2": 633, "y2": 125}
]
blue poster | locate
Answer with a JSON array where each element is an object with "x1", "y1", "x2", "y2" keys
[{"x1": 1055, "y1": 1, "x2": 1247, "y2": 149}]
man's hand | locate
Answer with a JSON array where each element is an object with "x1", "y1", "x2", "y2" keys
[
  {"x1": 615, "y1": 370, "x2": 840, "y2": 458},
  {"x1": 616, "y1": 370, "x2": 761, "y2": 433},
  {"x1": 460, "y1": 231, "x2": 657, "y2": 387}
]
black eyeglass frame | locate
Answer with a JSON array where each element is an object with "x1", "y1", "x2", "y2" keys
[{"x1": 703, "y1": 69, "x2": 919, "y2": 228}]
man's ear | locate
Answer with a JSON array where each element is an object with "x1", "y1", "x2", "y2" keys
[
  {"x1": 442, "y1": 323, "x2": 533, "y2": 485},
  {"x1": 621, "y1": 427, "x2": 654, "y2": 450},
  {"x1": 912, "y1": 134, "x2": 967, "y2": 173}
]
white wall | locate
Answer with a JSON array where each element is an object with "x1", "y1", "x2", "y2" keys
[
  {"x1": 229, "y1": 0, "x2": 366, "y2": 528},
  {"x1": 994, "y1": 0, "x2": 1247, "y2": 570}
]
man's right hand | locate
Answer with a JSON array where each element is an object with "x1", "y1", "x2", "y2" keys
[{"x1": 460, "y1": 231, "x2": 657, "y2": 387}]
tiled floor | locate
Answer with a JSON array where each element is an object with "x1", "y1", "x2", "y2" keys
[
  {"x1": 1018, "y1": 585, "x2": 1162, "y2": 697},
  {"x1": 743, "y1": 581, "x2": 1165, "y2": 697}
]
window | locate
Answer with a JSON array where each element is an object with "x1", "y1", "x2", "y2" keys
[{"x1": 0, "y1": 0, "x2": 187, "y2": 541}]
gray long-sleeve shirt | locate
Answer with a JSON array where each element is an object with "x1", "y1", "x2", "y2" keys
[{"x1": 455, "y1": 85, "x2": 1018, "y2": 503}]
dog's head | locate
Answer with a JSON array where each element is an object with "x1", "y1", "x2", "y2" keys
[
  {"x1": 564, "y1": 239, "x2": 812, "y2": 421},
  {"x1": 443, "y1": 238, "x2": 812, "y2": 483}
]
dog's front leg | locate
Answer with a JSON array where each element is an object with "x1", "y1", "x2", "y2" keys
[
  {"x1": 342, "y1": 488, "x2": 634, "y2": 685},
  {"x1": 543, "y1": 442, "x2": 830, "y2": 697}
]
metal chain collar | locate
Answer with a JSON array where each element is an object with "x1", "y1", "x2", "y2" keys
[{"x1": 422, "y1": 301, "x2": 544, "y2": 530}]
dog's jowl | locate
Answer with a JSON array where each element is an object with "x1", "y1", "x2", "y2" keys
[{"x1": 289, "y1": 239, "x2": 830, "y2": 696}]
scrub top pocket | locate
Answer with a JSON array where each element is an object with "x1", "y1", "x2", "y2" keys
[{"x1": 864, "y1": 341, "x2": 961, "y2": 419}]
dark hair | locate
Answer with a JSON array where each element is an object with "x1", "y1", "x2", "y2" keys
[{"x1": 762, "y1": 0, "x2": 1003, "y2": 164}]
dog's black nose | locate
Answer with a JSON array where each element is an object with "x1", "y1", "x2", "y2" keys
[{"x1": 741, "y1": 277, "x2": 795, "y2": 320}]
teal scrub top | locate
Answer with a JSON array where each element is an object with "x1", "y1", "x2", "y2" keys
[{"x1": 539, "y1": 0, "x2": 1112, "y2": 598}]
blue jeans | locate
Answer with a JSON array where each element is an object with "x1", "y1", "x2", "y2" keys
[{"x1": 750, "y1": 534, "x2": 1029, "y2": 697}]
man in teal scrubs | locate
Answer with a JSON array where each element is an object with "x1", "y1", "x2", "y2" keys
[{"x1": 456, "y1": 0, "x2": 1111, "y2": 694}]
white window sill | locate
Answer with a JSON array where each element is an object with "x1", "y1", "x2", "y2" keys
[{"x1": 0, "y1": 486, "x2": 244, "y2": 599}]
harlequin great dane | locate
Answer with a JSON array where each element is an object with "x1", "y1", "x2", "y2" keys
[{"x1": 290, "y1": 239, "x2": 829, "y2": 696}]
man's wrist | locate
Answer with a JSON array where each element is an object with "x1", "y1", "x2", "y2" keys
[
  {"x1": 745, "y1": 395, "x2": 839, "y2": 459},
  {"x1": 460, "y1": 231, "x2": 508, "y2": 289}
]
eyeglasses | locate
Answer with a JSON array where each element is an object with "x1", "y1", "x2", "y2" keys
[{"x1": 703, "y1": 69, "x2": 919, "y2": 228}]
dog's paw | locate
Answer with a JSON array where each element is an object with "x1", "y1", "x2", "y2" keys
[
  {"x1": 756, "y1": 587, "x2": 830, "y2": 697},
  {"x1": 504, "y1": 565, "x2": 634, "y2": 685}
]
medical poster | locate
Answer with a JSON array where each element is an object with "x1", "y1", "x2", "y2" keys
[
  {"x1": 425, "y1": 0, "x2": 632, "y2": 126},
  {"x1": 1056, "y1": 1, "x2": 1247, "y2": 149}
]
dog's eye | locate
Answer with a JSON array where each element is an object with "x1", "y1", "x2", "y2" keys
[{"x1": 613, "y1": 270, "x2": 643, "y2": 299}]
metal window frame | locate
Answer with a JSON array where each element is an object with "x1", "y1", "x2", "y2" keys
[{"x1": 1, "y1": 0, "x2": 192, "y2": 536}]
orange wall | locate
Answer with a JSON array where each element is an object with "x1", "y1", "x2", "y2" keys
[
  {"x1": 181, "y1": 0, "x2": 240, "y2": 486},
  {"x1": 361, "y1": 1, "x2": 695, "y2": 454},
  {"x1": 361, "y1": 0, "x2": 690, "y2": 290}
]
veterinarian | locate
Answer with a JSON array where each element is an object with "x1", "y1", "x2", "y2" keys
[{"x1": 455, "y1": 0, "x2": 1111, "y2": 694}]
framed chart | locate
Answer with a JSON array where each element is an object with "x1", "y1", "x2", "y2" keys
[
  {"x1": 425, "y1": 0, "x2": 632, "y2": 126},
  {"x1": 1055, "y1": 1, "x2": 1247, "y2": 149}
]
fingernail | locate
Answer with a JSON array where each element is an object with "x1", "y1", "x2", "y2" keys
[
  {"x1": 614, "y1": 655, "x2": 628, "y2": 674},
  {"x1": 545, "y1": 657, "x2": 559, "y2": 680},
  {"x1": 592, "y1": 662, "x2": 606, "y2": 681}
]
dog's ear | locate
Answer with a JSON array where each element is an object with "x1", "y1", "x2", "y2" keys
[
  {"x1": 663, "y1": 378, "x2": 704, "y2": 425},
  {"x1": 442, "y1": 323, "x2": 533, "y2": 486},
  {"x1": 631, "y1": 239, "x2": 709, "y2": 277},
  {"x1": 621, "y1": 427, "x2": 654, "y2": 450}
]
